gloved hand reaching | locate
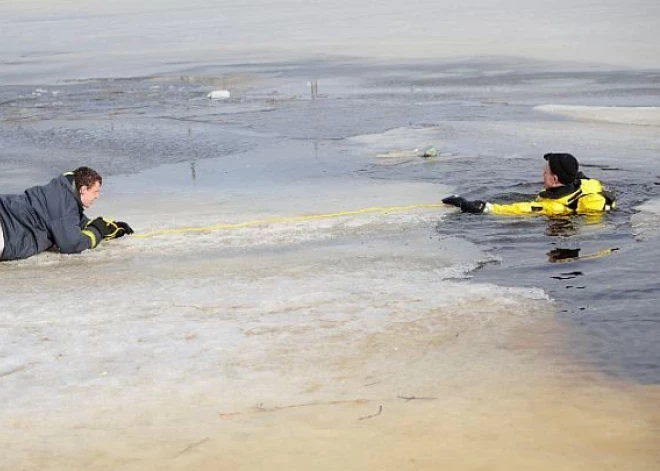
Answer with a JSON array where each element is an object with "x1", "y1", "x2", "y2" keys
[
  {"x1": 87, "y1": 217, "x2": 133, "y2": 240},
  {"x1": 442, "y1": 195, "x2": 487, "y2": 214},
  {"x1": 115, "y1": 221, "x2": 134, "y2": 235}
]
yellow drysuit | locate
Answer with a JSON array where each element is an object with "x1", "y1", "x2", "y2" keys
[{"x1": 485, "y1": 179, "x2": 616, "y2": 216}]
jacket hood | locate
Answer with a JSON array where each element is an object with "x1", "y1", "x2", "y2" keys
[{"x1": 60, "y1": 173, "x2": 84, "y2": 209}]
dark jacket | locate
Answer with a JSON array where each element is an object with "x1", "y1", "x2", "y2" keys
[{"x1": 0, "y1": 173, "x2": 97, "y2": 261}]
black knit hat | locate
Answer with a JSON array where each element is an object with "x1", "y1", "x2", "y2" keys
[{"x1": 544, "y1": 153, "x2": 579, "y2": 185}]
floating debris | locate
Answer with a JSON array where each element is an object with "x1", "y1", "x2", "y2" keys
[
  {"x1": 421, "y1": 146, "x2": 438, "y2": 158},
  {"x1": 207, "y1": 90, "x2": 231, "y2": 100}
]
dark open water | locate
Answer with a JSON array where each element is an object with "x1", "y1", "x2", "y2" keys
[{"x1": 429, "y1": 157, "x2": 660, "y2": 384}]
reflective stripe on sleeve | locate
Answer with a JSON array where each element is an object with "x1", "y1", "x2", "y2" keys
[{"x1": 82, "y1": 229, "x2": 98, "y2": 248}]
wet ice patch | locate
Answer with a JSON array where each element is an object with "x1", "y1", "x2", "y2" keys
[
  {"x1": 349, "y1": 127, "x2": 466, "y2": 166},
  {"x1": 87, "y1": 166, "x2": 455, "y2": 254},
  {"x1": 631, "y1": 197, "x2": 660, "y2": 241},
  {"x1": 0, "y1": 169, "x2": 537, "y2": 417},
  {"x1": 0, "y1": 225, "x2": 548, "y2": 416},
  {"x1": 536, "y1": 105, "x2": 660, "y2": 127}
]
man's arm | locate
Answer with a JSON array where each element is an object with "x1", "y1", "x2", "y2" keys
[
  {"x1": 486, "y1": 201, "x2": 565, "y2": 216},
  {"x1": 443, "y1": 196, "x2": 573, "y2": 216},
  {"x1": 50, "y1": 216, "x2": 98, "y2": 253},
  {"x1": 51, "y1": 216, "x2": 133, "y2": 254}
]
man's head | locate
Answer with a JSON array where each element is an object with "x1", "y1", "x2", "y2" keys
[
  {"x1": 73, "y1": 166, "x2": 103, "y2": 208},
  {"x1": 543, "y1": 153, "x2": 579, "y2": 189}
]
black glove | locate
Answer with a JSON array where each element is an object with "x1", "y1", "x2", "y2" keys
[
  {"x1": 87, "y1": 217, "x2": 131, "y2": 240},
  {"x1": 115, "y1": 221, "x2": 134, "y2": 235},
  {"x1": 442, "y1": 195, "x2": 487, "y2": 214}
]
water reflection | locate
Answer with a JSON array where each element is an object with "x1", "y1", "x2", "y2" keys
[
  {"x1": 547, "y1": 247, "x2": 619, "y2": 263},
  {"x1": 310, "y1": 80, "x2": 319, "y2": 100},
  {"x1": 544, "y1": 213, "x2": 608, "y2": 237},
  {"x1": 545, "y1": 217, "x2": 578, "y2": 237},
  {"x1": 545, "y1": 214, "x2": 619, "y2": 264},
  {"x1": 547, "y1": 248, "x2": 580, "y2": 263}
]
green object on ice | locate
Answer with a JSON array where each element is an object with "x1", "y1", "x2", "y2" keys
[{"x1": 421, "y1": 146, "x2": 438, "y2": 158}]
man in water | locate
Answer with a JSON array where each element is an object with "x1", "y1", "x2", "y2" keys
[
  {"x1": 0, "y1": 167, "x2": 133, "y2": 261},
  {"x1": 442, "y1": 153, "x2": 616, "y2": 215}
]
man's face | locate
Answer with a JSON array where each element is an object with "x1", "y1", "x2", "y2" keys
[
  {"x1": 80, "y1": 181, "x2": 101, "y2": 208},
  {"x1": 543, "y1": 163, "x2": 561, "y2": 190}
]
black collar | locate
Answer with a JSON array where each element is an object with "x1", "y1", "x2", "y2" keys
[{"x1": 539, "y1": 181, "x2": 581, "y2": 200}]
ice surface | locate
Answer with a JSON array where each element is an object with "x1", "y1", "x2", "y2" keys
[
  {"x1": 631, "y1": 197, "x2": 660, "y2": 241},
  {"x1": 536, "y1": 105, "x2": 660, "y2": 126},
  {"x1": 1, "y1": 0, "x2": 660, "y2": 85}
]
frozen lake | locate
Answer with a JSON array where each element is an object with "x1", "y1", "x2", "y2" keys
[{"x1": 1, "y1": 1, "x2": 660, "y2": 469}]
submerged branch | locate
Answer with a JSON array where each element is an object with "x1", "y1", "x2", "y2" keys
[
  {"x1": 218, "y1": 394, "x2": 437, "y2": 419},
  {"x1": 173, "y1": 437, "x2": 210, "y2": 458},
  {"x1": 358, "y1": 405, "x2": 383, "y2": 421}
]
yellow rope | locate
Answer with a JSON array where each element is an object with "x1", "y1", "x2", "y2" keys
[{"x1": 134, "y1": 202, "x2": 447, "y2": 239}]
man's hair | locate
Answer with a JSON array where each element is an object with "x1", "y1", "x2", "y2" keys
[{"x1": 73, "y1": 166, "x2": 102, "y2": 189}]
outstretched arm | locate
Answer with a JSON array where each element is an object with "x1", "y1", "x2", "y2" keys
[
  {"x1": 487, "y1": 200, "x2": 574, "y2": 216},
  {"x1": 52, "y1": 217, "x2": 134, "y2": 254},
  {"x1": 86, "y1": 217, "x2": 134, "y2": 241},
  {"x1": 442, "y1": 195, "x2": 573, "y2": 216},
  {"x1": 442, "y1": 196, "x2": 487, "y2": 214},
  {"x1": 51, "y1": 216, "x2": 97, "y2": 253}
]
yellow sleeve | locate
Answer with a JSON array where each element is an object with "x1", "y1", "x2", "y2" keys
[
  {"x1": 486, "y1": 200, "x2": 573, "y2": 216},
  {"x1": 576, "y1": 193, "x2": 608, "y2": 213}
]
